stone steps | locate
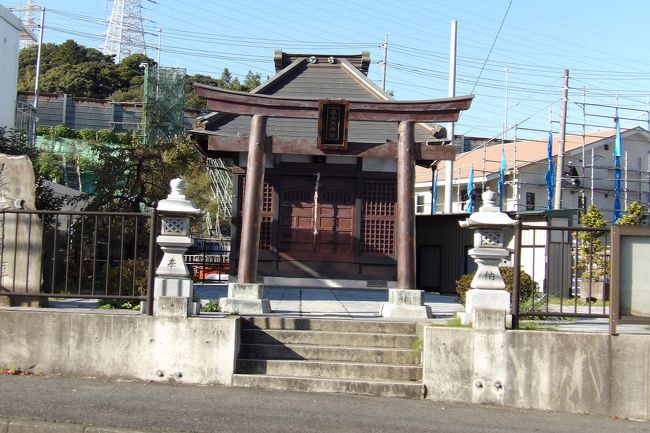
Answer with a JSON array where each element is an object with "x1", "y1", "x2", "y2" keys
[
  {"x1": 238, "y1": 342, "x2": 421, "y2": 364},
  {"x1": 241, "y1": 328, "x2": 418, "y2": 348},
  {"x1": 242, "y1": 316, "x2": 418, "y2": 334},
  {"x1": 231, "y1": 374, "x2": 425, "y2": 399},
  {"x1": 237, "y1": 358, "x2": 422, "y2": 381},
  {"x1": 234, "y1": 317, "x2": 424, "y2": 399}
]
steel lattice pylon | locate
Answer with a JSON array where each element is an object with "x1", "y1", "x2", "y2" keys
[
  {"x1": 101, "y1": 0, "x2": 146, "y2": 62},
  {"x1": 11, "y1": 0, "x2": 39, "y2": 49}
]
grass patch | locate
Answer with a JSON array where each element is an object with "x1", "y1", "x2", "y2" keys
[
  {"x1": 545, "y1": 296, "x2": 609, "y2": 308},
  {"x1": 429, "y1": 316, "x2": 471, "y2": 328},
  {"x1": 518, "y1": 321, "x2": 559, "y2": 331},
  {"x1": 410, "y1": 338, "x2": 423, "y2": 352},
  {"x1": 202, "y1": 299, "x2": 221, "y2": 312}
]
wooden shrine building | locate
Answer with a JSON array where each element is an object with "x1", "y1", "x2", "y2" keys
[{"x1": 190, "y1": 50, "x2": 472, "y2": 303}]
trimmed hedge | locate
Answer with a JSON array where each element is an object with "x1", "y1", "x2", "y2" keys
[{"x1": 455, "y1": 266, "x2": 539, "y2": 305}]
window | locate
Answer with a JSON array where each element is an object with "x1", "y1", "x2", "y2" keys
[
  {"x1": 361, "y1": 179, "x2": 395, "y2": 256},
  {"x1": 526, "y1": 192, "x2": 535, "y2": 210},
  {"x1": 416, "y1": 194, "x2": 426, "y2": 214}
]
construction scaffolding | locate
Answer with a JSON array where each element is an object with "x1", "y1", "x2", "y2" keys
[
  {"x1": 205, "y1": 158, "x2": 233, "y2": 238},
  {"x1": 437, "y1": 95, "x2": 650, "y2": 218},
  {"x1": 142, "y1": 65, "x2": 186, "y2": 146}
]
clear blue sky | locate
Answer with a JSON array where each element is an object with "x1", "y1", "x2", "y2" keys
[{"x1": 8, "y1": 0, "x2": 650, "y2": 141}]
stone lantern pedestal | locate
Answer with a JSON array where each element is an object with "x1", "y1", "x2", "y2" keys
[
  {"x1": 153, "y1": 178, "x2": 201, "y2": 317},
  {"x1": 458, "y1": 189, "x2": 516, "y2": 328}
]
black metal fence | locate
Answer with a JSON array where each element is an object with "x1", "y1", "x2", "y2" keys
[
  {"x1": 0, "y1": 208, "x2": 157, "y2": 314},
  {"x1": 512, "y1": 220, "x2": 611, "y2": 328},
  {"x1": 184, "y1": 237, "x2": 231, "y2": 283}
]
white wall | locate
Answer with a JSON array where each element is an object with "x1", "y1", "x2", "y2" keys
[{"x1": 0, "y1": 6, "x2": 23, "y2": 129}]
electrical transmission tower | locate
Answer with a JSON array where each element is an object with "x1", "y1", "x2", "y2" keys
[
  {"x1": 101, "y1": 0, "x2": 147, "y2": 62},
  {"x1": 11, "y1": 0, "x2": 40, "y2": 49}
]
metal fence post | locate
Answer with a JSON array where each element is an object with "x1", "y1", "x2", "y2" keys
[
  {"x1": 511, "y1": 217, "x2": 522, "y2": 329},
  {"x1": 146, "y1": 208, "x2": 158, "y2": 316}
]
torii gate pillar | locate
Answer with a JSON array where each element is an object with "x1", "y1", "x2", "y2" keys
[
  {"x1": 220, "y1": 115, "x2": 271, "y2": 314},
  {"x1": 380, "y1": 121, "x2": 432, "y2": 318}
]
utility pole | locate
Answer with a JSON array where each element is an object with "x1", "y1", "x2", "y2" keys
[
  {"x1": 33, "y1": 6, "x2": 45, "y2": 113},
  {"x1": 647, "y1": 97, "x2": 650, "y2": 209},
  {"x1": 444, "y1": 20, "x2": 458, "y2": 213},
  {"x1": 381, "y1": 35, "x2": 388, "y2": 92},
  {"x1": 591, "y1": 149, "x2": 595, "y2": 206},
  {"x1": 553, "y1": 69, "x2": 569, "y2": 210},
  {"x1": 157, "y1": 28, "x2": 162, "y2": 65},
  {"x1": 503, "y1": 67, "x2": 509, "y2": 142}
]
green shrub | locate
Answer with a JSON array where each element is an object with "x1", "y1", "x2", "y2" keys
[
  {"x1": 202, "y1": 299, "x2": 220, "y2": 312},
  {"x1": 455, "y1": 266, "x2": 539, "y2": 305}
]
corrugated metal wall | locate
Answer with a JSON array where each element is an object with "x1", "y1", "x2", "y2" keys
[
  {"x1": 416, "y1": 214, "x2": 474, "y2": 294},
  {"x1": 17, "y1": 93, "x2": 198, "y2": 132}
]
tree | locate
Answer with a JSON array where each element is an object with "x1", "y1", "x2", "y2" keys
[
  {"x1": 575, "y1": 205, "x2": 608, "y2": 284},
  {"x1": 18, "y1": 40, "x2": 261, "y2": 109},
  {"x1": 109, "y1": 53, "x2": 151, "y2": 102},
  {"x1": 18, "y1": 40, "x2": 154, "y2": 100},
  {"x1": 84, "y1": 133, "x2": 207, "y2": 213},
  {"x1": 184, "y1": 70, "x2": 261, "y2": 109},
  {"x1": 615, "y1": 201, "x2": 648, "y2": 225}
]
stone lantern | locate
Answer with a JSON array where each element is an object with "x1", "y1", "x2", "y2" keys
[
  {"x1": 153, "y1": 178, "x2": 201, "y2": 317},
  {"x1": 458, "y1": 188, "x2": 516, "y2": 327}
]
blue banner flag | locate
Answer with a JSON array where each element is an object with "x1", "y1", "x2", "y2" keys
[
  {"x1": 466, "y1": 166, "x2": 475, "y2": 213},
  {"x1": 614, "y1": 116, "x2": 623, "y2": 158},
  {"x1": 545, "y1": 132, "x2": 555, "y2": 210},
  {"x1": 498, "y1": 149, "x2": 506, "y2": 210},
  {"x1": 431, "y1": 170, "x2": 438, "y2": 215},
  {"x1": 613, "y1": 117, "x2": 622, "y2": 222}
]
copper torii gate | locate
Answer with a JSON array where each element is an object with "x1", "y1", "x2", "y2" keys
[{"x1": 194, "y1": 83, "x2": 473, "y2": 316}]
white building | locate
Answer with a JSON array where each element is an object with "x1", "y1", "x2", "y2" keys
[
  {"x1": 415, "y1": 127, "x2": 649, "y2": 295},
  {"x1": 0, "y1": 5, "x2": 34, "y2": 129},
  {"x1": 415, "y1": 127, "x2": 650, "y2": 225}
]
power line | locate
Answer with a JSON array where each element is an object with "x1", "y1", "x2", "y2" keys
[{"x1": 469, "y1": 0, "x2": 512, "y2": 94}]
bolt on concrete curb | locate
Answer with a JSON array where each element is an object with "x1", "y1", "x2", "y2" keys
[{"x1": 0, "y1": 417, "x2": 169, "y2": 433}]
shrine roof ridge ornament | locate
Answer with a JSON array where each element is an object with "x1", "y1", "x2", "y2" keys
[{"x1": 193, "y1": 83, "x2": 473, "y2": 123}]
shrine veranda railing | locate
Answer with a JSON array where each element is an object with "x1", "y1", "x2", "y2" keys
[
  {"x1": 0, "y1": 208, "x2": 158, "y2": 313},
  {"x1": 511, "y1": 221, "x2": 612, "y2": 328}
]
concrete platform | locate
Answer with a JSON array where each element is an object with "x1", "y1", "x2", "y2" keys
[
  {"x1": 196, "y1": 283, "x2": 462, "y2": 319},
  {"x1": 40, "y1": 284, "x2": 650, "y2": 333}
]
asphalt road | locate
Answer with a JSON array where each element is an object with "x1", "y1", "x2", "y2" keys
[{"x1": 0, "y1": 375, "x2": 647, "y2": 433}]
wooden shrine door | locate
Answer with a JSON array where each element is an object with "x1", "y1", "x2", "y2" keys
[{"x1": 279, "y1": 174, "x2": 355, "y2": 262}]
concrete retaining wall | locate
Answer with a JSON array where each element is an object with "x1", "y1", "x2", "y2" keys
[
  {"x1": 2, "y1": 309, "x2": 649, "y2": 420},
  {"x1": 0, "y1": 310, "x2": 239, "y2": 386},
  {"x1": 423, "y1": 326, "x2": 650, "y2": 420}
]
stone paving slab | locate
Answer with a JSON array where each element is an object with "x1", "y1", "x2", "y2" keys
[{"x1": 194, "y1": 284, "x2": 463, "y2": 318}]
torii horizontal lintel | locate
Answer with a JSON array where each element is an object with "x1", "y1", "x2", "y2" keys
[{"x1": 194, "y1": 83, "x2": 473, "y2": 123}]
